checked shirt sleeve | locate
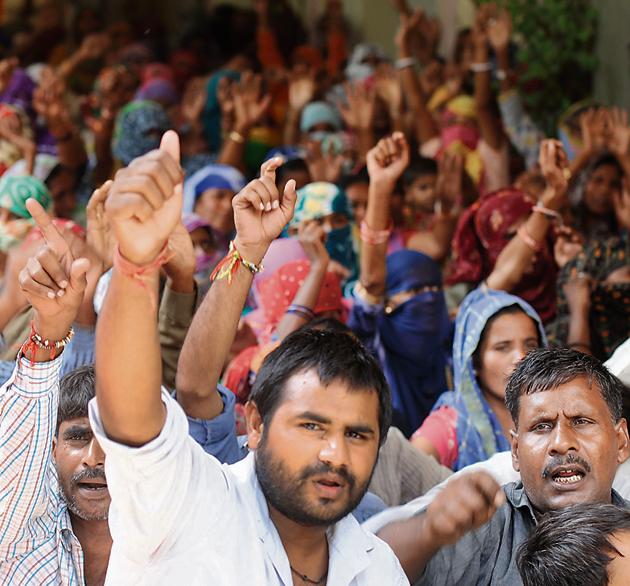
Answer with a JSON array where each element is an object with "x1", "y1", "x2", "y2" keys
[{"x1": 0, "y1": 355, "x2": 62, "y2": 554}]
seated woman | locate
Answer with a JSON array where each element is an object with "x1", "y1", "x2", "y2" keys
[
  {"x1": 411, "y1": 286, "x2": 545, "y2": 471},
  {"x1": 351, "y1": 133, "x2": 451, "y2": 437}
]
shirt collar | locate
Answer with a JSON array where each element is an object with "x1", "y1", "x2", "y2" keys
[
  {"x1": 505, "y1": 481, "x2": 629, "y2": 523},
  {"x1": 231, "y1": 452, "x2": 377, "y2": 585}
]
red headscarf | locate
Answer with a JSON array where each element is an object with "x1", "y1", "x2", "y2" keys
[
  {"x1": 448, "y1": 188, "x2": 557, "y2": 322},
  {"x1": 224, "y1": 260, "x2": 344, "y2": 402}
]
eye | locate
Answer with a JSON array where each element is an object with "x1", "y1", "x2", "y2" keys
[
  {"x1": 574, "y1": 418, "x2": 592, "y2": 426},
  {"x1": 532, "y1": 422, "x2": 552, "y2": 432},
  {"x1": 345, "y1": 430, "x2": 366, "y2": 440},
  {"x1": 493, "y1": 343, "x2": 510, "y2": 352},
  {"x1": 300, "y1": 422, "x2": 322, "y2": 432}
]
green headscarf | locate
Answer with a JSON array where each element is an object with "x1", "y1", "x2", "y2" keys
[{"x1": 0, "y1": 175, "x2": 51, "y2": 218}]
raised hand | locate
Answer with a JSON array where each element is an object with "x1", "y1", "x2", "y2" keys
[
  {"x1": 366, "y1": 131, "x2": 410, "y2": 186},
  {"x1": 86, "y1": 180, "x2": 115, "y2": 269},
  {"x1": 607, "y1": 107, "x2": 630, "y2": 158},
  {"x1": 394, "y1": 9, "x2": 423, "y2": 58},
  {"x1": 424, "y1": 471, "x2": 505, "y2": 548},
  {"x1": 232, "y1": 71, "x2": 271, "y2": 133},
  {"x1": 288, "y1": 66, "x2": 316, "y2": 113},
  {"x1": 164, "y1": 222, "x2": 196, "y2": 293},
  {"x1": 77, "y1": 32, "x2": 110, "y2": 62},
  {"x1": 232, "y1": 157, "x2": 298, "y2": 262},
  {"x1": 539, "y1": 139, "x2": 570, "y2": 197},
  {"x1": 374, "y1": 64, "x2": 403, "y2": 119},
  {"x1": 106, "y1": 130, "x2": 183, "y2": 265},
  {"x1": 20, "y1": 199, "x2": 90, "y2": 340},
  {"x1": 580, "y1": 108, "x2": 609, "y2": 154},
  {"x1": 553, "y1": 226, "x2": 584, "y2": 269},
  {"x1": 487, "y1": 9, "x2": 512, "y2": 52},
  {"x1": 435, "y1": 151, "x2": 463, "y2": 215},
  {"x1": 298, "y1": 221, "x2": 329, "y2": 270},
  {"x1": 181, "y1": 77, "x2": 208, "y2": 124},
  {"x1": 339, "y1": 81, "x2": 376, "y2": 131}
]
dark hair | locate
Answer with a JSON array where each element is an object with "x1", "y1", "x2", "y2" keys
[
  {"x1": 56, "y1": 365, "x2": 96, "y2": 434},
  {"x1": 338, "y1": 166, "x2": 370, "y2": 192},
  {"x1": 471, "y1": 304, "x2": 536, "y2": 373},
  {"x1": 250, "y1": 329, "x2": 391, "y2": 444},
  {"x1": 402, "y1": 156, "x2": 438, "y2": 189},
  {"x1": 305, "y1": 316, "x2": 353, "y2": 335},
  {"x1": 276, "y1": 158, "x2": 310, "y2": 186},
  {"x1": 592, "y1": 152, "x2": 623, "y2": 175},
  {"x1": 505, "y1": 348, "x2": 624, "y2": 426},
  {"x1": 518, "y1": 503, "x2": 630, "y2": 586}
]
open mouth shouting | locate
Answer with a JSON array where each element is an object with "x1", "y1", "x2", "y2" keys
[
  {"x1": 312, "y1": 474, "x2": 346, "y2": 499},
  {"x1": 543, "y1": 456, "x2": 591, "y2": 491}
]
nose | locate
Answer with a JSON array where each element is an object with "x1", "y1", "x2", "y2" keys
[
  {"x1": 548, "y1": 420, "x2": 578, "y2": 456},
  {"x1": 511, "y1": 344, "x2": 529, "y2": 367},
  {"x1": 83, "y1": 437, "x2": 105, "y2": 468},
  {"x1": 318, "y1": 433, "x2": 350, "y2": 470}
]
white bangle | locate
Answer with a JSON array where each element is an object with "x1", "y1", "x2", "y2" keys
[
  {"x1": 396, "y1": 57, "x2": 417, "y2": 70},
  {"x1": 470, "y1": 62, "x2": 492, "y2": 73}
]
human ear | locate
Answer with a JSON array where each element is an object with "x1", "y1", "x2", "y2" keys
[
  {"x1": 245, "y1": 401, "x2": 264, "y2": 450},
  {"x1": 615, "y1": 418, "x2": 630, "y2": 464},
  {"x1": 510, "y1": 429, "x2": 520, "y2": 472}
]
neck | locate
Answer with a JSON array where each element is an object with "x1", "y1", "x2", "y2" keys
[
  {"x1": 268, "y1": 504, "x2": 329, "y2": 579},
  {"x1": 483, "y1": 389, "x2": 513, "y2": 438},
  {"x1": 70, "y1": 512, "x2": 112, "y2": 552}
]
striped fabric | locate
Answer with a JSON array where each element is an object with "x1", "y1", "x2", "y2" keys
[{"x1": 0, "y1": 355, "x2": 84, "y2": 585}]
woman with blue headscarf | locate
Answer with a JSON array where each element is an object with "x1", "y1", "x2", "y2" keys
[
  {"x1": 183, "y1": 163, "x2": 247, "y2": 249},
  {"x1": 411, "y1": 287, "x2": 546, "y2": 471},
  {"x1": 350, "y1": 134, "x2": 451, "y2": 435}
]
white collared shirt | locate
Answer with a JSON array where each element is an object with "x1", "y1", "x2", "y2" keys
[{"x1": 89, "y1": 391, "x2": 408, "y2": 586}]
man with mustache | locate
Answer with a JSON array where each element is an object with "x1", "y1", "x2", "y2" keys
[
  {"x1": 377, "y1": 347, "x2": 630, "y2": 585},
  {"x1": 0, "y1": 201, "x2": 112, "y2": 585},
  {"x1": 89, "y1": 131, "x2": 408, "y2": 585}
]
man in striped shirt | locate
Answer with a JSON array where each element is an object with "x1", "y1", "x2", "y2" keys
[{"x1": 0, "y1": 200, "x2": 111, "y2": 585}]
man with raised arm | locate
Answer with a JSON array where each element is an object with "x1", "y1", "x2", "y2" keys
[
  {"x1": 91, "y1": 130, "x2": 408, "y2": 585},
  {"x1": 0, "y1": 200, "x2": 112, "y2": 585}
]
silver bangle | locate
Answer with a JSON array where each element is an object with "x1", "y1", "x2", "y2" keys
[
  {"x1": 470, "y1": 62, "x2": 492, "y2": 73},
  {"x1": 395, "y1": 57, "x2": 417, "y2": 70}
]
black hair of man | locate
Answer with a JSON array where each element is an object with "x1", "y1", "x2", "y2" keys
[
  {"x1": 402, "y1": 156, "x2": 438, "y2": 189},
  {"x1": 56, "y1": 365, "x2": 95, "y2": 435},
  {"x1": 276, "y1": 157, "x2": 310, "y2": 186},
  {"x1": 250, "y1": 328, "x2": 391, "y2": 445},
  {"x1": 517, "y1": 503, "x2": 630, "y2": 586},
  {"x1": 505, "y1": 347, "x2": 624, "y2": 427}
]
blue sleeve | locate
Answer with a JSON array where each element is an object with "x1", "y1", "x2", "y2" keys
[
  {"x1": 0, "y1": 360, "x2": 15, "y2": 387},
  {"x1": 351, "y1": 492, "x2": 387, "y2": 523},
  {"x1": 60, "y1": 324, "x2": 95, "y2": 377},
  {"x1": 347, "y1": 296, "x2": 382, "y2": 350},
  {"x1": 186, "y1": 384, "x2": 243, "y2": 465}
]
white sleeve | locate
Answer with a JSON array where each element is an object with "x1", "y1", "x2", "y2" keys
[{"x1": 89, "y1": 390, "x2": 231, "y2": 561}]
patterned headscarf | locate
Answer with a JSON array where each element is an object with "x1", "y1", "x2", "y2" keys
[
  {"x1": 549, "y1": 233, "x2": 630, "y2": 360},
  {"x1": 430, "y1": 287, "x2": 546, "y2": 471},
  {"x1": 448, "y1": 187, "x2": 557, "y2": 322},
  {"x1": 112, "y1": 100, "x2": 170, "y2": 165},
  {"x1": 0, "y1": 175, "x2": 51, "y2": 218}
]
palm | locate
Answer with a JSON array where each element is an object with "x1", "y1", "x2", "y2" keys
[
  {"x1": 234, "y1": 203, "x2": 291, "y2": 249},
  {"x1": 289, "y1": 77, "x2": 315, "y2": 111}
]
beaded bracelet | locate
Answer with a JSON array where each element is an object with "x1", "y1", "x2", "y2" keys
[
  {"x1": 360, "y1": 221, "x2": 392, "y2": 246},
  {"x1": 211, "y1": 241, "x2": 264, "y2": 284},
  {"x1": 22, "y1": 322, "x2": 74, "y2": 360}
]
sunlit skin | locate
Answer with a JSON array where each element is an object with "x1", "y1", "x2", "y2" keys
[
  {"x1": 194, "y1": 188, "x2": 236, "y2": 234},
  {"x1": 345, "y1": 182, "x2": 368, "y2": 225},
  {"x1": 246, "y1": 369, "x2": 380, "y2": 526},
  {"x1": 583, "y1": 163, "x2": 622, "y2": 216},
  {"x1": 511, "y1": 377, "x2": 630, "y2": 514}
]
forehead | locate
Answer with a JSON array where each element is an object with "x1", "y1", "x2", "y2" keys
[
  {"x1": 345, "y1": 183, "x2": 369, "y2": 200},
  {"x1": 274, "y1": 369, "x2": 380, "y2": 425},
  {"x1": 518, "y1": 377, "x2": 614, "y2": 423},
  {"x1": 484, "y1": 311, "x2": 538, "y2": 342}
]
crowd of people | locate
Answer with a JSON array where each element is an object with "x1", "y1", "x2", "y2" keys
[{"x1": 1, "y1": 0, "x2": 630, "y2": 584}]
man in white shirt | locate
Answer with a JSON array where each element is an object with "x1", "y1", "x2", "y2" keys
[{"x1": 90, "y1": 131, "x2": 408, "y2": 585}]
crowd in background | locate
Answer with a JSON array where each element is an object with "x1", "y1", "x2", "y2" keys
[{"x1": 1, "y1": 0, "x2": 630, "y2": 585}]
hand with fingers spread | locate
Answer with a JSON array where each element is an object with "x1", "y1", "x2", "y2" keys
[
  {"x1": 232, "y1": 156, "x2": 298, "y2": 263},
  {"x1": 181, "y1": 77, "x2": 208, "y2": 125},
  {"x1": 607, "y1": 107, "x2": 630, "y2": 159},
  {"x1": 424, "y1": 471, "x2": 505, "y2": 549},
  {"x1": 298, "y1": 221, "x2": 329, "y2": 271},
  {"x1": 580, "y1": 108, "x2": 609, "y2": 155},
  {"x1": 539, "y1": 139, "x2": 570, "y2": 203},
  {"x1": 20, "y1": 199, "x2": 90, "y2": 342},
  {"x1": 288, "y1": 67, "x2": 316, "y2": 114},
  {"x1": 394, "y1": 9, "x2": 423, "y2": 58},
  {"x1": 339, "y1": 81, "x2": 376, "y2": 131},
  {"x1": 86, "y1": 180, "x2": 115, "y2": 269},
  {"x1": 487, "y1": 9, "x2": 512, "y2": 52},
  {"x1": 374, "y1": 64, "x2": 403, "y2": 119},
  {"x1": 106, "y1": 130, "x2": 184, "y2": 266},
  {"x1": 232, "y1": 71, "x2": 272, "y2": 134},
  {"x1": 366, "y1": 132, "x2": 410, "y2": 187}
]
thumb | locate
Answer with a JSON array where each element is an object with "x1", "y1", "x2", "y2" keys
[
  {"x1": 281, "y1": 179, "x2": 298, "y2": 221},
  {"x1": 159, "y1": 129, "x2": 181, "y2": 166},
  {"x1": 68, "y1": 257, "x2": 90, "y2": 294}
]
